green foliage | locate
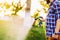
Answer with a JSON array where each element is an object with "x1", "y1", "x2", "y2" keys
[
  {"x1": 25, "y1": 24, "x2": 46, "y2": 40},
  {"x1": 4, "y1": 2, "x2": 11, "y2": 9},
  {"x1": 32, "y1": 10, "x2": 41, "y2": 26},
  {"x1": 31, "y1": 10, "x2": 40, "y2": 18},
  {"x1": 12, "y1": 2, "x2": 23, "y2": 15},
  {"x1": 39, "y1": 1, "x2": 49, "y2": 13}
]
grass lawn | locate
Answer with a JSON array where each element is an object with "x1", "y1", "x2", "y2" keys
[
  {"x1": 0, "y1": 20, "x2": 8, "y2": 40},
  {"x1": 25, "y1": 23, "x2": 46, "y2": 40},
  {"x1": 0, "y1": 26, "x2": 6, "y2": 40},
  {"x1": 0, "y1": 20, "x2": 16, "y2": 40}
]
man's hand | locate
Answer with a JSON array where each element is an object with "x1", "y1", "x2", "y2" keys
[{"x1": 52, "y1": 34, "x2": 58, "y2": 39}]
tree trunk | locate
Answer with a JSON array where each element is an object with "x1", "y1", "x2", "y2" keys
[{"x1": 26, "y1": 0, "x2": 31, "y2": 12}]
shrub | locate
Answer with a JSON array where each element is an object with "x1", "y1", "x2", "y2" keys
[{"x1": 25, "y1": 25, "x2": 46, "y2": 40}]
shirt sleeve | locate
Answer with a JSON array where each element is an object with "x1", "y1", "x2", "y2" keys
[{"x1": 57, "y1": 13, "x2": 60, "y2": 19}]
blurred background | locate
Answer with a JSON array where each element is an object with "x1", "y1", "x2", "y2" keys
[{"x1": 0, "y1": 0, "x2": 49, "y2": 40}]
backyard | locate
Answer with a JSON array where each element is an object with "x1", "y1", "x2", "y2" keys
[{"x1": 0, "y1": 0, "x2": 49, "y2": 40}]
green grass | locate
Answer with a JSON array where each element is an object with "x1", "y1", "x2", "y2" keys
[
  {"x1": 25, "y1": 23, "x2": 46, "y2": 40},
  {"x1": 0, "y1": 25, "x2": 7, "y2": 40},
  {"x1": 0, "y1": 20, "x2": 16, "y2": 40},
  {"x1": 0, "y1": 21, "x2": 7, "y2": 40}
]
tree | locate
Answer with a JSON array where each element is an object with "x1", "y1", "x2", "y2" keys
[{"x1": 12, "y1": 1, "x2": 24, "y2": 15}]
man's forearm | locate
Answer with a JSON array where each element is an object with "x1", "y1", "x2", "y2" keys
[{"x1": 55, "y1": 19, "x2": 60, "y2": 33}]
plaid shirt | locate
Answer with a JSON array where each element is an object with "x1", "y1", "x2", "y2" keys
[{"x1": 46, "y1": 1, "x2": 60, "y2": 37}]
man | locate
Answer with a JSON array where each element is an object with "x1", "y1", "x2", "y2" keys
[{"x1": 46, "y1": 0, "x2": 60, "y2": 40}]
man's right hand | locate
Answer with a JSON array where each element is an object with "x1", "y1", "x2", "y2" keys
[{"x1": 52, "y1": 34, "x2": 58, "y2": 39}]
